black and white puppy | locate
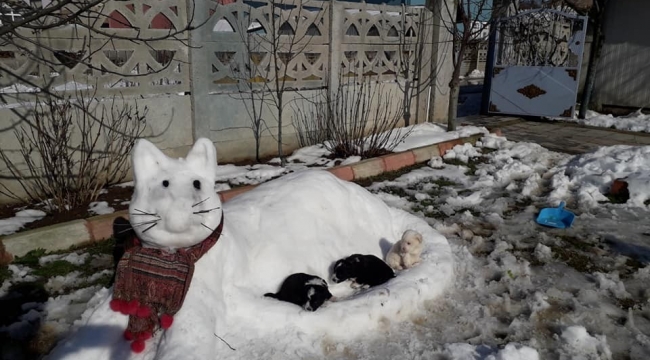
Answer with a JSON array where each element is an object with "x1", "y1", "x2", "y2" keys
[
  {"x1": 331, "y1": 254, "x2": 395, "y2": 288},
  {"x1": 265, "y1": 273, "x2": 333, "y2": 311}
]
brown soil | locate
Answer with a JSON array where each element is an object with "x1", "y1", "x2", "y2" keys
[{"x1": 0, "y1": 185, "x2": 133, "y2": 234}]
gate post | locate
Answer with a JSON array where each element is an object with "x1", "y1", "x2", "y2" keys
[
  {"x1": 415, "y1": 7, "x2": 434, "y2": 124},
  {"x1": 328, "y1": 1, "x2": 342, "y2": 100},
  {"x1": 425, "y1": 0, "x2": 454, "y2": 124},
  {"x1": 481, "y1": 20, "x2": 497, "y2": 115},
  {"x1": 187, "y1": 0, "x2": 212, "y2": 144}
]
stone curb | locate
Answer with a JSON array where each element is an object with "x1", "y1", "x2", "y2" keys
[{"x1": 0, "y1": 129, "x2": 501, "y2": 260}]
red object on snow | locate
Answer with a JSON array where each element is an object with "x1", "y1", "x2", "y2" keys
[
  {"x1": 160, "y1": 314, "x2": 174, "y2": 329},
  {"x1": 131, "y1": 340, "x2": 146, "y2": 353}
]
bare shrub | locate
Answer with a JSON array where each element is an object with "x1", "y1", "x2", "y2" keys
[
  {"x1": 293, "y1": 73, "x2": 410, "y2": 158},
  {"x1": 0, "y1": 89, "x2": 147, "y2": 213}
]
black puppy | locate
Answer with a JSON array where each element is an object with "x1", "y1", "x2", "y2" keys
[
  {"x1": 332, "y1": 254, "x2": 395, "y2": 288},
  {"x1": 265, "y1": 273, "x2": 333, "y2": 311}
]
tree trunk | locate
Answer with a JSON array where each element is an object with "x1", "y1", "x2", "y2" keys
[
  {"x1": 277, "y1": 94, "x2": 285, "y2": 166},
  {"x1": 403, "y1": 79, "x2": 411, "y2": 126},
  {"x1": 578, "y1": 15, "x2": 604, "y2": 119},
  {"x1": 447, "y1": 40, "x2": 466, "y2": 131},
  {"x1": 447, "y1": 81, "x2": 460, "y2": 131}
]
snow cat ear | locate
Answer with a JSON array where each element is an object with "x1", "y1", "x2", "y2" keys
[
  {"x1": 131, "y1": 138, "x2": 170, "y2": 186},
  {"x1": 186, "y1": 138, "x2": 217, "y2": 174},
  {"x1": 416, "y1": 233, "x2": 423, "y2": 243}
]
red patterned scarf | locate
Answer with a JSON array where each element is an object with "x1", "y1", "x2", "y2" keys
[{"x1": 110, "y1": 214, "x2": 224, "y2": 353}]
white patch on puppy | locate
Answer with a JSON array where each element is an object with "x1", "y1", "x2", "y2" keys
[
  {"x1": 128, "y1": 138, "x2": 223, "y2": 250},
  {"x1": 386, "y1": 229, "x2": 424, "y2": 271}
]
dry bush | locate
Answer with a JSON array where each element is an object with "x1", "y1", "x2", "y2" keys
[
  {"x1": 294, "y1": 74, "x2": 410, "y2": 158},
  {"x1": 0, "y1": 89, "x2": 147, "y2": 213}
]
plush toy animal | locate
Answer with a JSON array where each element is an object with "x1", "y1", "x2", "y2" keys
[
  {"x1": 109, "y1": 138, "x2": 224, "y2": 353},
  {"x1": 385, "y1": 229, "x2": 424, "y2": 270}
]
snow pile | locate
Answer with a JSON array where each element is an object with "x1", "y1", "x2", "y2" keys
[
  {"x1": 443, "y1": 142, "x2": 483, "y2": 163},
  {"x1": 214, "y1": 163, "x2": 286, "y2": 186},
  {"x1": 39, "y1": 253, "x2": 89, "y2": 266},
  {"x1": 558, "y1": 326, "x2": 612, "y2": 359},
  {"x1": 47, "y1": 170, "x2": 454, "y2": 360},
  {"x1": 467, "y1": 69, "x2": 485, "y2": 79},
  {"x1": 549, "y1": 145, "x2": 650, "y2": 207},
  {"x1": 556, "y1": 109, "x2": 650, "y2": 133},
  {"x1": 390, "y1": 123, "x2": 489, "y2": 152},
  {"x1": 88, "y1": 201, "x2": 114, "y2": 216},
  {"x1": 0, "y1": 209, "x2": 46, "y2": 235}
]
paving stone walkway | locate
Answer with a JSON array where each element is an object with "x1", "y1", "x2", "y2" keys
[{"x1": 459, "y1": 115, "x2": 650, "y2": 154}]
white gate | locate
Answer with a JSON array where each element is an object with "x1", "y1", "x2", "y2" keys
[{"x1": 486, "y1": 9, "x2": 587, "y2": 118}]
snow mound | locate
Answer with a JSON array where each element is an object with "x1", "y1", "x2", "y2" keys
[
  {"x1": 47, "y1": 170, "x2": 453, "y2": 360},
  {"x1": 559, "y1": 326, "x2": 612, "y2": 359},
  {"x1": 550, "y1": 145, "x2": 650, "y2": 207}
]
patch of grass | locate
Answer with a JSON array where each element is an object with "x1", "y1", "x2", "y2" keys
[
  {"x1": 558, "y1": 235, "x2": 591, "y2": 252},
  {"x1": 431, "y1": 177, "x2": 458, "y2": 187},
  {"x1": 550, "y1": 245, "x2": 605, "y2": 273},
  {"x1": 74, "y1": 237, "x2": 115, "y2": 256},
  {"x1": 354, "y1": 163, "x2": 427, "y2": 187},
  {"x1": 619, "y1": 256, "x2": 646, "y2": 279},
  {"x1": 456, "y1": 207, "x2": 482, "y2": 217},
  {"x1": 11, "y1": 239, "x2": 117, "y2": 287},
  {"x1": 379, "y1": 186, "x2": 411, "y2": 199},
  {"x1": 31, "y1": 260, "x2": 80, "y2": 278},
  {"x1": 443, "y1": 156, "x2": 490, "y2": 175},
  {"x1": 617, "y1": 297, "x2": 641, "y2": 311},
  {"x1": 625, "y1": 257, "x2": 644, "y2": 271},
  {"x1": 0, "y1": 266, "x2": 12, "y2": 284},
  {"x1": 553, "y1": 235, "x2": 612, "y2": 273},
  {"x1": 504, "y1": 197, "x2": 534, "y2": 217},
  {"x1": 442, "y1": 158, "x2": 468, "y2": 167},
  {"x1": 481, "y1": 147, "x2": 497, "y2": 155},
  {"x1": 14, "y1": 248, "x2": 48, "y2": 267},
  {"x1": 411, "y1": 203, "x2": 446, "y2": 219}
]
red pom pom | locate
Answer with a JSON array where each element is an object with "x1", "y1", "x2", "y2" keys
[
  {"x1": 123, "y1": 330, "x2": 134, "y2": 341},
  {"x1": 125, "y1": 299, "x2": 140, "y2": 315},
  {"x1": 131, "y1": 340, "x2": 146, "y2": 353},
  {"x1": 109, "y1": 299, "x2": 124, "y2": 312},
  {"x1": 138, "y1": 331, "x2": 152, "y2": 341},
  {"x1": 136, "y1": 305, "x2": 151, "y2": 318},
  {"x1": 160, "y1": 314, "x2": 173, "y2": 329}
]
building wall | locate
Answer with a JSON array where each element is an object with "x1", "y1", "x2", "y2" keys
[{"x1": 592, "y1": 0, "x2": 650, "y2": 109}]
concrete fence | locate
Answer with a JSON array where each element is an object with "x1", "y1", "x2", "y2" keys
[{"x1": 0, "y1": 0, "x2": 455, "y2": 205}]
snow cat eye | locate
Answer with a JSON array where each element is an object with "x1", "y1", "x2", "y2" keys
[
  {"x1": 162, "y1": 180, "x2": 169, "y2": 187},
  {"x1": 193, "y1": 180, "x2": 201, "y2": 190}
]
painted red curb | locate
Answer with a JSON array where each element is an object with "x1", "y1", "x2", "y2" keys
[
  {"x1": 327, "y1": 165, "x2": 355, "y2": 181},
  {"x1": 381, "y1": 151, "x2": 416, "y2": 172},
  {"x1": 350, "y1": 158, "x2": 384, "y2": 180},
  {"x1": 85, "y1": 211, "x2": 129, "y2": 241},
  {"x1": 220, "y1": 184, "x2": 258, "y2": 202},
  {"x1": 438, "y1": 139, "x2": 465, "y2": 155}
]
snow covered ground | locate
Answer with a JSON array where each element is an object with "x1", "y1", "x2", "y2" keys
[
  {"x1": 3, "y1": 132, "x2": 650, "y2": 360},
  {"x1": 552, "y1": 109, "x2": 650, "y2": 133}
]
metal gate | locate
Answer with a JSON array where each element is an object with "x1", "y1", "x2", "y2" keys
[{"x1": 485, "y1": 9, "x2": 587, "y2": 118}]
